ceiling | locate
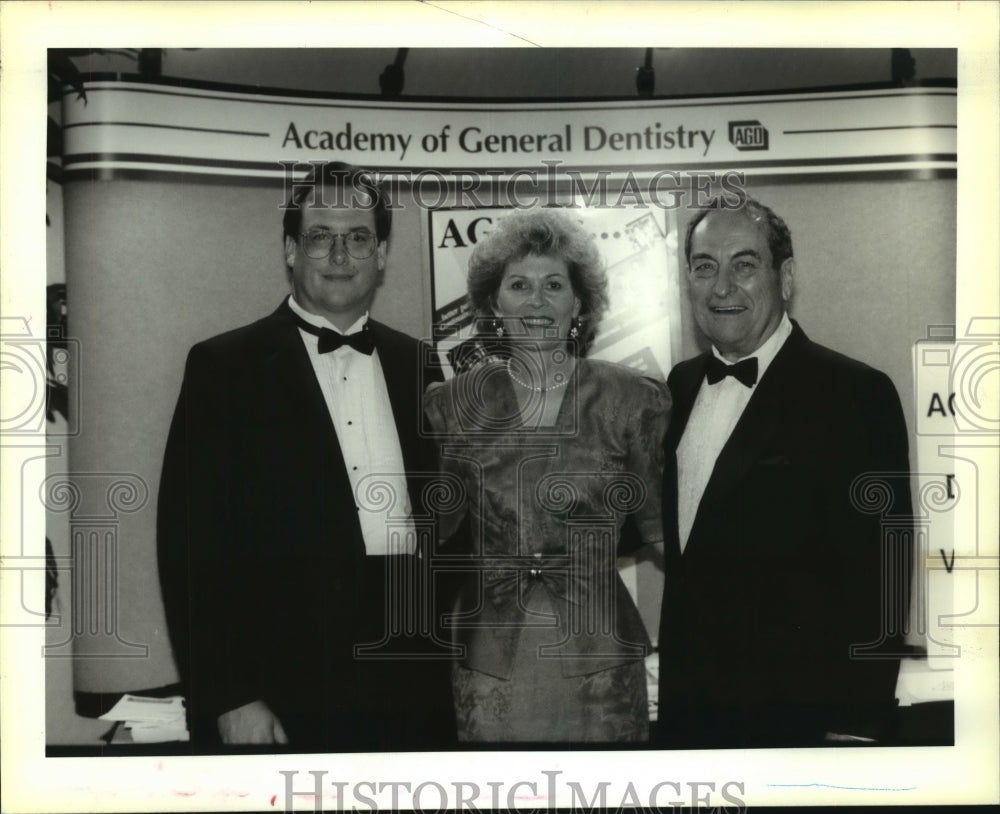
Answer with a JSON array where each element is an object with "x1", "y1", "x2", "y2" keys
[{"x1": 65, "y1": 47, "x2": 957, "y2": 100}]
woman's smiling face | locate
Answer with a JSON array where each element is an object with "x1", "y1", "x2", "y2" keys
[{"x1": 495, "y1": 254, "x2": 581, "y2": 347}]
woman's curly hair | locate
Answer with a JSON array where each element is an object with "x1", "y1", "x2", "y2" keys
[{"x1": 466, "y1": 208, "x2": 609, "y2": 356}]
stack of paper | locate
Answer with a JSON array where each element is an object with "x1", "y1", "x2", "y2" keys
[
  {"x1": 99, "y1": 694, "x2": 190, "y2": 743},
  {"x1": 645, "y1": 652, "x2": 659, "y2": 722},
  {"x1": 895, "y1": 657, "x2": 955, "y2": 707}
]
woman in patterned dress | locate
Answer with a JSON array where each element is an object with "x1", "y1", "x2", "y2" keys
[{"x1": 424, "y1": 209, "x2": 670, "y2": 743}]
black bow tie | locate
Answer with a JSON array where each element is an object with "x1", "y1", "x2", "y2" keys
[
  {"x1": 706, "y1": 355, "x2": 758, "y2": 387},
  {"x1": 292, "y1": 313, "x2": 376, "y2": 355}
]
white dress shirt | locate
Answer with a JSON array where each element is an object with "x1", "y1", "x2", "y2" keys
[
  {"x1": 676, "y1": 312, "x2": 794, "y2": 551},
  {"x1": 288, "y1": 295, "x2": 416, "y2": 556}
]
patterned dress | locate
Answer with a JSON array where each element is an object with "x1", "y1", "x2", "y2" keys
[{"x1": 424, "y1": 358, "x2": 670, "y2": 743}]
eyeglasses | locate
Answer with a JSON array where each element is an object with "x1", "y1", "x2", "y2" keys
[{"x1": 300, "y1": 229, "x2": 378, "y2": 260}]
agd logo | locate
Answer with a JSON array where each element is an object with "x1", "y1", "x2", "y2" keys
[{"x1": 728, "y1": 120, "x2": 769, "y2": 151}]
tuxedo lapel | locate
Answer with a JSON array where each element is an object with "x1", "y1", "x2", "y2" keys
[
  {"x1": 257, "y1": 302, "x2": 365, "y2": 558},
  {"x1": 662, "y1": 356, "x2": 709, "y2": 562},
  {"x1": 665, "y1": 356, "x2": 710, "y2": 453},
  {"x1": 259, "y1": 303, "x2": 340, "y2": 457},
  {"x1": 685, "y1": 326, "x2": 806, "y2": 551}
]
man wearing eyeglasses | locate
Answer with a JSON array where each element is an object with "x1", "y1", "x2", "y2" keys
[
  {"x1": 657, "y1": 198, "x2": 913, "y2": 748},
  {"x1": 158, "y1": 162, "x2": 454, "y2": 751}
]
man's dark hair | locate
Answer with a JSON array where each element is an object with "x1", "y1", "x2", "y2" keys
[
  {"x1": 282, "y1": 161, "x2": 392, "y2": 245},
  {"x1": 684, "y1": 196, "x2": 793, "y2": 271}
]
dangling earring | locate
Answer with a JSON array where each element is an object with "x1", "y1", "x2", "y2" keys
[
  {"x1": 569, "y1": 317, "x2": 581, "y2": 340},
  {"x1": 487, "y1": 300, "x2": 507, "y2": 338}
]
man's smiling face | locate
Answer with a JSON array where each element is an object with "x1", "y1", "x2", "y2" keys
[
  {"x1": 284, "y1": 205, "x2": 386, "y2": 332},
  {"x1": 687, "y1": 208, "x2": 793, "y2": 361}
]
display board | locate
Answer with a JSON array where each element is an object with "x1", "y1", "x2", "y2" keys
[
  {"x1": 62, "y1": 82, "x2": 955, "y2": 179},
  {"x1": 36, "y1": 75, "x2": 963, "y2": 745}
]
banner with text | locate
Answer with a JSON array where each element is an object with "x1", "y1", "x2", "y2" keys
[{"x1": 62, "y1": 80, "x2": 955, "y2": 180}]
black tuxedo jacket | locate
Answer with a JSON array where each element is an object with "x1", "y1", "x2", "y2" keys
[
  {"x1": 658, "y1": 322, "x2": 912, "y2": 748},
  {"x1": 157, "y1": 300, "x2": 453, "y2": 751}
]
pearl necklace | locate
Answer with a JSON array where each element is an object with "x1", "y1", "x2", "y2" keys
[{"x1": 506, "y1": 359, "x2": 572, "y2": 393}]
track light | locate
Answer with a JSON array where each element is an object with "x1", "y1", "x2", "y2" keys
[
  {"x1": 636, "y1": 48, "x2": 654, "y2": 97},
  {"x1": 380, "y1": 48, "x2": 408, "y2": 97}
]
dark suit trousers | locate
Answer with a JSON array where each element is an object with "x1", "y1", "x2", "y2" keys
[{"x1": 268, "y1": 554, "x2": 456, "y2": 752}]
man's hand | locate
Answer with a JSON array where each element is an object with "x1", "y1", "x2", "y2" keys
[{"x1": 217, "y1": 700, "x2": 289, "y2": 745}]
